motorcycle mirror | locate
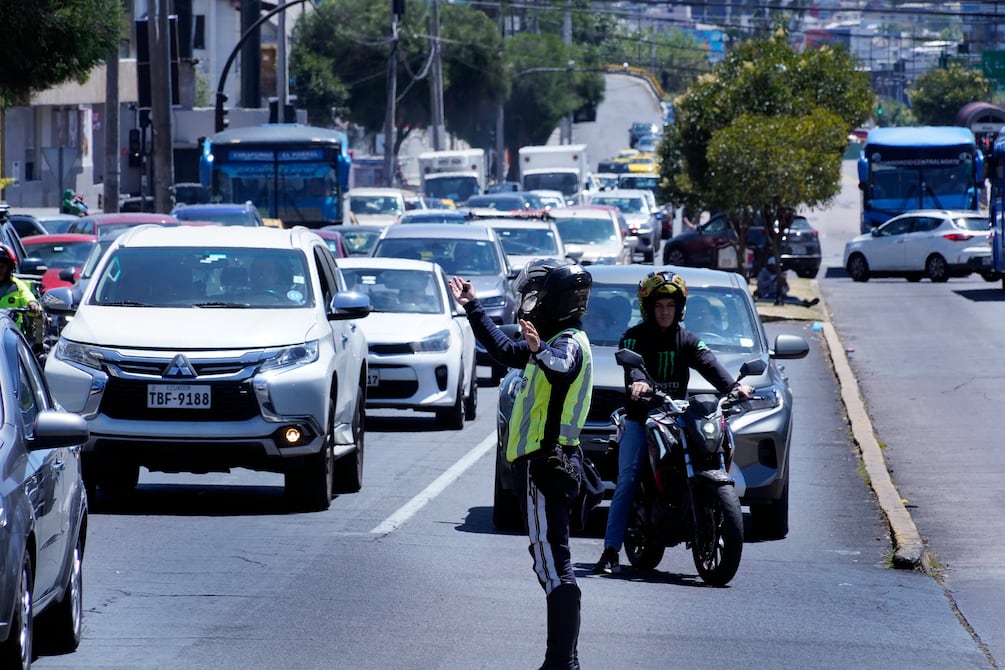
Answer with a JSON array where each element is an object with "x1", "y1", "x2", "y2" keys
[
  {"x1": 738, "y1": 358, "x2": 767, "y2": 380},
  {"x1": 615, "y1": 348, "x2": 653, "y2": 380}
]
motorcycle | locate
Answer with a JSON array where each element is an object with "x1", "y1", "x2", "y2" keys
[{"x1": 612, "y1": 348, "x2": 766, "y2": 586}]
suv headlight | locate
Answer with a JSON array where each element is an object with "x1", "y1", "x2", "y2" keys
[
  {"x1": 259, "y1": 340, "x2": 319, "y2": 372},
  {"x1": 411, "y1": 329, "x2": 450, "y2": 353},
  {"x1": 54, "y1": 339, "x2": 105, "y2": 370}
]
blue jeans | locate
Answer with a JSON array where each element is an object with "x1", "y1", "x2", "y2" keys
[{"x1": 603, "y1": 419, "x2": 647, "y2": 551}]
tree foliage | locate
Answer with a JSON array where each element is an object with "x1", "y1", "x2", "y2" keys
[
  {"x1": 658, "y1": 30, "x2": 872, "y2": 265},
  {"x1": 291, "y1": 0, "x2": 505, "y2": 152},
  {"x1": 0, "y1": 0, "x2": 123, "y2": 106},
  {"x1": 908, "y1": 63, "x2": 992, "y2": 126}
]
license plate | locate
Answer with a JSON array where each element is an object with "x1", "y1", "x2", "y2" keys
[
  {"x1": 367, "y1": 370, "x2": 380, "y2": 387},
  {"x1": 147, "y1": 384, "x2": 211, "y2": 408}
]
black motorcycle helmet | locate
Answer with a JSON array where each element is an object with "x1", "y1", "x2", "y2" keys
[{"x1": 514, "y1": 258, "x2": 592, "y2": 332}]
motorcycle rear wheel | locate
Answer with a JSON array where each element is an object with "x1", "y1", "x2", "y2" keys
[
  {"x1": 691, "y1": 485, "x2": 743, "y2": 586},
  {"x1": 623, "y1": 502, "x2": 665, "y2": 571}
]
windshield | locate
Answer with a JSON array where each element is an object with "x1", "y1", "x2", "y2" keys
[
  {"x1": 24, "y1": 239, "x2": 95, "y2": 268},
  {"x1": 423, "y1": 175, "x2": 479, "y2": 204},
  {"x1": 349, "y1": 195, "x2": 403, "y2": 216},
  {"x1": 590, "y1": 196, "x2": 645, "y2": 214},
  {"x1": 868, "y1": 161, "x2": 975, "y2": 213},
  {"x1": 90, "y1": 247, "x2": 313, "y2": 308},
  {"x1": 340, "y1": 267, "x2": 444, "y2": 314},
  {"x1": 552, "y1": 217, "x2": 618, "y2": 245},
  {"x1": 523, "y1": 173, "x2": 579, "y2": 196},
  {"x1": 374, "y1": 238, "x2": 501, "y2": 275},
  {"x1": 494, "y1": 228, "x2": 560, "y2": 257},
  {"x1": 211, "y1": 161, "x2": 340, "y2": 225},
  {"x1": 341, "y1": 229, "x2": 383, "y2": 256},
  {"x1": 582, "y1": 285, "x2": 759, "y2": 352}
]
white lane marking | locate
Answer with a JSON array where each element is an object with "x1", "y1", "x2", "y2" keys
[{"x1": 370, "y1": 431, "x2": 496, "y2": 535}]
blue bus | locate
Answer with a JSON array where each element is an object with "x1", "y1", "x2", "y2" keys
[
  {"x1": 200, "y1": 124, "x2": 351, "y2": 227},
  {"x1": 857, "y1": 126, "x2": 983, "y2": 233}
]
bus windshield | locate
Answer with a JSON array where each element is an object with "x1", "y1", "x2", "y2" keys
[{"x1": 201, "y1": 125, "x2": 350, "y2": 228}]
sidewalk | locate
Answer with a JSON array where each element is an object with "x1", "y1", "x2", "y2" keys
[{"x1": 749, "y1": 275, "x2": 823, "y2": 322}]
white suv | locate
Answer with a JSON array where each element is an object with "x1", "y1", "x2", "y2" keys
[{"x1": 42, "y1": 225, "x2": 371, "y2": 511}]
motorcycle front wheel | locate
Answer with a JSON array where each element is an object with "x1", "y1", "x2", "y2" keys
[
  {"x1": 623, "y1": 500, "x2": 665, "y2": 571},
  {"x1": 691, "y1": 485, "x2": 743, "y2": 586}
]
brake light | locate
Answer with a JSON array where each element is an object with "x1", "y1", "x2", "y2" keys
[{"x1": 943, "y1": 233, "x2": 975, "y2": 242}]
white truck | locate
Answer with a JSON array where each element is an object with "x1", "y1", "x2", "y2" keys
[
  {"x1": 518, "y1": 144, "x2": 590, "y2": 205},
  {"x1": 417, "y1": 149, "x2": 486, "y2": 206}
]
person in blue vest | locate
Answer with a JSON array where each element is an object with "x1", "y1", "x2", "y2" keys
[{"x1": 449, "y1": 259, "x2": 593, "y2": 670}]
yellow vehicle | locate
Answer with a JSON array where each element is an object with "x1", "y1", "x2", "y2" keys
[{"x1": 627, "y1": 155, "x2": 658, "y2": 174}]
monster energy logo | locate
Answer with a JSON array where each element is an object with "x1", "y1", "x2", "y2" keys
[
  {"x1": 623, "y1": 338, "x2": 636, "y2": 349},
  {"x1": 656, "y1": 350, "x2": 675, "y2": 378}
]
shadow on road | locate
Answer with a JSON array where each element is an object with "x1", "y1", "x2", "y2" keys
[
  {"x1": 955, "y1": 287, "x2": 1005, "y2": 302},
  {"x1": 88, "y1": 482, "x2": 296, "y2": 516}
]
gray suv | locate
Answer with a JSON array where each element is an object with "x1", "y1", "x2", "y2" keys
[{"x1": 43, "y1": 225, "x2": 371, "y2": 511}]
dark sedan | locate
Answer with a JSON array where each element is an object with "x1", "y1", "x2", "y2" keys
[
  {"x1": 662, "y1": 213, "x2": 767, "y2": 277},
  {"x1": 778, "y1": 215, "x2": 822, "y2": 278},
  {"x1": 0, "y1": 314, "x2": 90, "y2": 667}
]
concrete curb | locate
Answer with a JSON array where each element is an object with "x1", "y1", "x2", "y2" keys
[{"x1": 814, "y1": 287, "x2": 930, "y2": 571}]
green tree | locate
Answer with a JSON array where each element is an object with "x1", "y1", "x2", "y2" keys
[
  {"x1": 291, "y1": 0, "x2": 505, "y2": 152},
  {"x1": 596, "y1": 25, "x2": 711, "y2": 95},
  {"x1": 0, "y1": 0, "x2": 123, "y2": 105},
  {"x1": 659, "y1": 30, "x2": 872, "y2": 268},
  {"x1": 908, "y1": 62, "x2": 992, "y2": 126},
  {"x1": 502, "y1": 32, "x2": 604, "y2": 180}
]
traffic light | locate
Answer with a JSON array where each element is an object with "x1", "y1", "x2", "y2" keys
[
  {"x1": 128, "y1": 129, "x2": 142, "y2": 168},
  {"x1": 877, "y1": 103, "x2": 884, "y2": 118},
  {"x1": 215, "y1": 92, "x2": 230, "y2": 132}
]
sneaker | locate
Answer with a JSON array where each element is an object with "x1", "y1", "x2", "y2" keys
[
  {"x1": 592, "y1": 548, "x2": 621, "y2": 575},
  {"x1": 805, "y1": 297, "x2": 820, "y2": 307}
]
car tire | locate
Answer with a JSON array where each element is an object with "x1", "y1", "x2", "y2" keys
[
  {"x1": 286, "y1": 402, "x2": 334, "y2": 512},
  {"x1": 925, "y1": 254, "x2": 950, "y2": 282},
  {"x1": 0, "y1": 551, "x2": 33, "y2": 670},
  {"x1": 750, "y1": 482, "x2": 789, "y2": 540},
  {"x1": 795, "y1": 267, "x2": 818, "y2": 279},
  {"x1": 463, "y1": 360, "x2": 478, "y2": 420},
  {"x1": 846, "y1": 253, "x2": 870, "y2": 282},
  {"x1": 663, "y1": 246, "x2": 685, "y2": 266},
  {"x1": 35, "y1": 533, "x2": 84, "y2": 654},
  {"x1": 332, "y1": 388, "x2": 365, "y2": 495},
  {"x1": 436, "y1": 375, "x2": 465, "y2": 430},
  {"x1": 492, "y1": 445, "x2": 523, "y2": 531}
]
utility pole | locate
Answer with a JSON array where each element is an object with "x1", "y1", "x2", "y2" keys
[
  {"x1": 103, "y1": 41, "x2": 120, "y2": 213},
  {"x1": 430, "y1": 0, "x2": 445, "y2": 151},
  {"x1": 559, "y1": 0, "x2": 573, "y2": 144},
  {"x1": 383, "y1": 1, "x2": 402, "y2": 187},
  {"x1": 277, "y1": 0, "x2": 289, "y2": 120},
  {"x1": 148, "y1": 0, "x2": 174, "y2": 214},
  {"x1": 496, "y1": 1, "x2": 506, "y2": 183}
]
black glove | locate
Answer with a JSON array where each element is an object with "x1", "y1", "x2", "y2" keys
[{"x1": 529, "y1": 445, "x2": 581, "y2": 502}]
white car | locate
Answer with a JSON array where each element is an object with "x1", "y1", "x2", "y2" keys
[
  {"x1": 587, "y1": 189, "x2": 660, "y2": 262},
  {"x1": 336, "y1": 257, "x2": 477, "y2": 428},
  {"x1": 344, "y1": 187, "x2": 406, "y2": 226},
  {"x1": 546, "y1": 206, "x2": 638, "y2": 266},
  {"x1": 42, "y1": 225, "x2": 372, "y2": 511},
  {"x1": 843, "y1": 209, "x2": 993, "y2": 282},
  {"x1": 480, "y1": 217, "x2": 578, "y2": 270}
]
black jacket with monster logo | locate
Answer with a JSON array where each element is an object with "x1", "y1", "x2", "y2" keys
[{"x1": 619, "y1": 320, "x2": 736, "y2": 422}]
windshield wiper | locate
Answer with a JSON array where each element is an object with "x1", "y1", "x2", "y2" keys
[
  {"x1": 99, "y1": 300, "x2": 150, "y2": 307},
  {"x1": 194, "y1": 301, "x2": 251, "y2": 308}
]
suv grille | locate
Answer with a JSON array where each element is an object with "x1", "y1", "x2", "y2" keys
[
  {"x1": 588, "y1": 388, "x2": 625, "y2": 427},
  {"x1": 100, "y1": 379, "x2": 259, "y2": 421}
]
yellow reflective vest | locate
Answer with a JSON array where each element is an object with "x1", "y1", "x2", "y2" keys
[{"x1": 506, "y1": 328, "x2": 593, "y2": 463}]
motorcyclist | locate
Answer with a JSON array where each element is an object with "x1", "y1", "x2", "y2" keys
[
  {"x1": 592, "y1": 270, "x2": 753, "y2": 575},
  {"x1": 0, "y1": 244, "x2": 43, "y2": 333},
  {"x1": 449, "y1": 258, "x2": 593, "y2": 670}
]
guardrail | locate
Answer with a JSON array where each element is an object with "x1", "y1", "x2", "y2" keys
[{"x1": 604, "y1": 64, "x2": 665, "y2": 101}]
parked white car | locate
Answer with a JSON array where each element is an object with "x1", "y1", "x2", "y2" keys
[
  {"x1": 336, "y1": 257, "x2": 477, "y2": 428},
  {"x1": 42, "y1": 225, "x2": 372, "y2": 511},
  {"x1": 843, "y1": 209, "x2": 993, "y2": 282}
]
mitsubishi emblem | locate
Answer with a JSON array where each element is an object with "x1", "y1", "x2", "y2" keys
[{"x1": 163, "y1": 354, "x2": 197, "y2": 378}]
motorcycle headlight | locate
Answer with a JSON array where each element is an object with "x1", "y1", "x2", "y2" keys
[
  {"x1": 410, "y1": 329, "x2": 450, "y2": 353},
  {"x1": 739, "y1": 389, "x2": 781, "y2": 412},
  {"x1": 54, "y1": 339, "x2": 105, "y2": 370},
  {"x1": 259, "y1": 340, "x2": 319, "y2": 372}
]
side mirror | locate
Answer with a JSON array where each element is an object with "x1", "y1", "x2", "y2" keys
[{"x1": 329, "y1": 290, "x2": 371, "y2": 321}]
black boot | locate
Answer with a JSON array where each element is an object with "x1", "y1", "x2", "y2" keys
[{"x1": 538, "y1": 583, "x2": 581, "y2": 670}]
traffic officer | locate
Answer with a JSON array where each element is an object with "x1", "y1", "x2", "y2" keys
[{"x1": 449, "y1": 258, "x2": 593, "y2": 670}]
